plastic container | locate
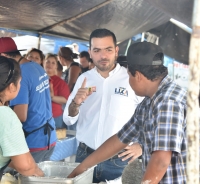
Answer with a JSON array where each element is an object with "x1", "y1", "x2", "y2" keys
[{"x1": 18, "y1": 161, "x2": 95, "y2": 184}]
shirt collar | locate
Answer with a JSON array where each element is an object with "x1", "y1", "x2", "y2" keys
[
  {"x1": 109, "y1": 63, "x2": 120, "y2": 76},
  {"x1": 94, "y1": 63, "x2": 120, "y2": 77},
  {"x1": 150, "y1": 75, "x2": 172, "y2": 100},
  {"x1": 157, "y1": 75, "x2": 172, "y2": 91}
]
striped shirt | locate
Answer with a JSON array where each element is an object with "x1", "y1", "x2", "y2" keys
[
  {"x1": 0, "y1": 106, "x2": 29, "y2": 168},
  {"x1": 118, "y1": 75, "x2": 187, "y2": 184}
]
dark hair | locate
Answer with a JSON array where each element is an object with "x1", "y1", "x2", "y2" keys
[
  {"x1": 4, "y1": 51, "x2": 21, "y2": 58},
  {"x1": 89, "y1": 58, "x2": 93, "y2": 63},
  {"x1": 58, "y1": 47, "x2": 78, "y2": 61},
  {"x1": 128, "y1": 65, "x2": 168, "y2": 81},
  {"x1": 117, "y1": 55, "x2": 127, "y2": 68},
  {"x1": 57, "y1": 60, "x2": 63, "y2": 72},
  {"x1": 0, "y1": 56, "x2": 21, "y2": 92},
  {"x1": 26, "y1": 48, "x2": 44, "y2": 62},
  {"x1": 89, "y1": 29, "x2": 117, "y2": 48},
  {"x1": 79, "y1": 51, "x2": 90, "y2": 61},
  {"x1": 45, "y1": 53, "x2": 58, "y2": 62},
  {"x1": 45, "y1": 54, "x2": 61, "y2": 75}
]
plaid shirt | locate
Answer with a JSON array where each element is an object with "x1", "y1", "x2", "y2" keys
[{"x1": 118, "y1": 75, "x2": 187, "y2": 184}]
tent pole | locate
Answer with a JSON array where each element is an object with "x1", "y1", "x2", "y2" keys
[
  {"x1": 40, "y1": 0, "x2": 112, "y2": 33},
  {"x1": 37, "y1": 34, "x2": 42, "y2": 50},
  {"x1": 141, "y1": 32, "x2": 145, "y2": 42},
  {"x1": 170, "y1": 18, "x2": 192, "y2": 34},
  {"x1": 187, "y1": 0, "x2": 200, "y2": 183},
  {"x1": 125, "y1": 39, "x2": 132, "y2": 56}
]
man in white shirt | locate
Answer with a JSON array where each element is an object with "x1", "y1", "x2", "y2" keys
[{"x1": 63, "y1": 29, "x2": 143, "y2": 183}]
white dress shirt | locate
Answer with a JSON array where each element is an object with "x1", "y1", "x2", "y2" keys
[{"x1": 63, "y1": 64, "x2": 144, "y2": 150}]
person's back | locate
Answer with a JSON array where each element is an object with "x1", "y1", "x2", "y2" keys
[
  {"x1": 58, "y1": 47, "x2": 82, "y2": 92},
  {"x1": 63, "y1": 62, "x2": 81, "y2": 83},
  {"x1": 10, "y1": 61, "x2": 57, "y2": 151}
]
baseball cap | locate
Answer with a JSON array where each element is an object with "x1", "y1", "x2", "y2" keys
[
  {"x1": 117, "y1": 55, "x2": 127, "y2": 63},
  {"x1": 127, "y1": 42, "x2": 164, "y2": 66},
  {"x1": 0, "y1": 37, "x2": 26, "y2": 53}
]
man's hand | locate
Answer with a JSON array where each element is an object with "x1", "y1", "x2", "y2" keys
[
  {"x1": 118, "y1": 143, "x2": 142, "y2": 163},
  {"x1": 73, "y1": 78, "x2": 96, "y2": 105},
  {"x1": 68, "y1": 77, "x2": 96, "y2": 117},
  {"x1": 67, "y1": 165, "x2": 87, "y2": 178},
  {"x1": 68, "y1": 134, "x2": 127, "y2": 178}
]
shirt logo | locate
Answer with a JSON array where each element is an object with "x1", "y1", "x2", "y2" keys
[{"x1": 115, "y1": 87, "x2": 128, "y2": 97}]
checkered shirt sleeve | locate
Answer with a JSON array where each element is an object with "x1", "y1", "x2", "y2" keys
[
  {"x1": 117, "y1": 114, "x2": 141, "y2": 144},
  {"x1": 152, "y1": 99, "x2": 186, "y2": 153}
]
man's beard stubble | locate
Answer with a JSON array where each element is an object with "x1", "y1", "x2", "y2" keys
[{"x1": 95, "y1": 58, "x2": 116, "y2": 72}]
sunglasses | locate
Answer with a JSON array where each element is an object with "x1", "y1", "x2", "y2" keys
[{"x1": 4, "y1": 60, "x2": 14, "y2": 84}]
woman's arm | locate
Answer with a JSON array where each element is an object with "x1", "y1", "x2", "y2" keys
[
  {"x1": 51, "y1": 96, "x2": 67, "y2": 105},
  {"x1": 9, "y1": 152, "x2": 44, "y2": 177},
  {"x1": 50, "y1": 79, "x2": 69, "y2": 105},
  {"x1": 13, "y1": 104, "x2": 28, "y2": 123}
]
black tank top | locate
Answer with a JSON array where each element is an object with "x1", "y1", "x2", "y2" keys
[{"x1": 62, "y1": 62, "x2": 81, "y2": 83}]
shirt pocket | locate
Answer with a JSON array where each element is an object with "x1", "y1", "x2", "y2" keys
[{"x1": 109, "y1": 94, "x2": 135, "y2": 118}]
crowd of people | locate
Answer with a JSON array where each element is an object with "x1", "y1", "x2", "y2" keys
[
  {"x1": 0, "y1": 28, "x2": 197, "y2": 184},
  {"x1": 0, "y1": 37, "x2": 96, "y2": 179}
]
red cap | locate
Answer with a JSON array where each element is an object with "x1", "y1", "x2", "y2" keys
[{"x1": 0, "y1": 37, "x2": 26, "y2": 53}]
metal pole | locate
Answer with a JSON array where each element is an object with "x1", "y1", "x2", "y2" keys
[
  {"x1": 125, "y1": 39, "x2": 132, "y2": 56},
  {"x1": 187, "y1": 0, "x2": 200, "y2": 183},
  {"x1": 37, "y1": 34, "x2": 42, "y2": 50},
  {"x1": 141, "y1": 32, "x2": 145, "y2": 42},
  {"x1": 170, "y1": 18, "x2": 192, "y2": 34}
]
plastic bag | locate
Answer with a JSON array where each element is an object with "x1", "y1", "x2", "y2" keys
[
  {"x1": 0, "y1": 173, "x2": 17, "y2": 184},
  {"x1": 106, "y1": 177, "x2": 122, "y2": 184}
]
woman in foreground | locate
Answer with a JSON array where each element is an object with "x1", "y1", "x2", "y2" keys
[{"x1": 0, "y1": 56, "x2": 43, "y2": 180}]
